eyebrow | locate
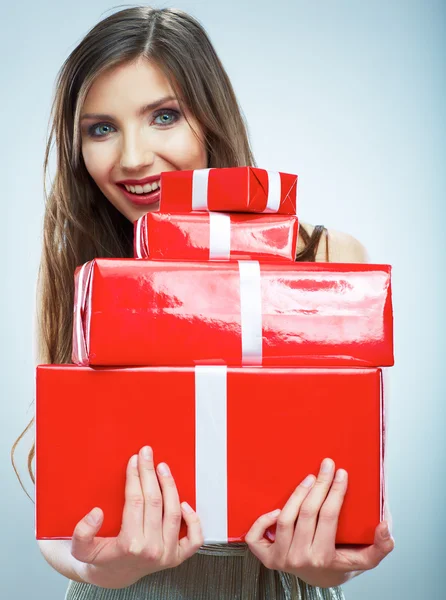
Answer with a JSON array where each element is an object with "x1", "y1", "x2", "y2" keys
[{"x1": 80, "y1": 95, "x2": 178, "y2": 121}]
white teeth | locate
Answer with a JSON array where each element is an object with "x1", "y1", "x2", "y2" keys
[{"x1": 124, "y1": 180, "x2": 160, "y2": 194}]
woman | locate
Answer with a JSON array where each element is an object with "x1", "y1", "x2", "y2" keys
[{"x1": 11, "y1": 6, "x2": 394, "y2": 599}]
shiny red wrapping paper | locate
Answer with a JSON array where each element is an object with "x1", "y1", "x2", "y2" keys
[
  {"x1": 133, "y1": 212, "x2": 299, "y2": 261},
  {"x1": 35, "y1": 365, "x2": 385, "y2": 544},
  {"x1": 72, "y1": 259, "x2": 394, "y2": 368},
  {"x1": 158, "y1": 167, "x2": 297, "y2": 214}
]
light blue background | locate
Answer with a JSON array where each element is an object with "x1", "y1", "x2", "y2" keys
[{"x1": 2, "y1": 1, "x2": 445, "y2": 598}]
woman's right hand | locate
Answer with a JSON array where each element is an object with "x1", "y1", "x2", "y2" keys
[{"x1": 70, "y1": 445, "x2": 204, "y2": 589}]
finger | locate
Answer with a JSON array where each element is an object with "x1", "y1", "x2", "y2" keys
[
  {"x1": 71, "y1": 507, "x2": 104, "y2": 563},
  {"x1": 273, "y1": 474, "x2": 316, "y2": 557},
  {"x1": 244, "y1": 509, "x2": 282, "y2": 565},
  {"x1": 156, "y1": 462, "x2": 182, "y2": 555},
  {"x1": 138, "y1": 447, "x2": 163, "y2": 548},
  {"x1": 120, "y1": 453, "x2": 145, "y2": 538},
  {"x1": 177, "y1": 502, "x2": 205, "y2": 561},
  {"x1": 310, "y1": 468, "x2": 348, "y2": 555},
  {"x1": 292, "y1": 458, "x2": 335, "y2": 550},
  {"x1": 334, "y1": 521, "x2": 395, "y2": 572}
]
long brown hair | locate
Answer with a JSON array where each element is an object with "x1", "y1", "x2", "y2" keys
[{"x1": 11, "y1": 6, "x2": 328, "y2": 501}]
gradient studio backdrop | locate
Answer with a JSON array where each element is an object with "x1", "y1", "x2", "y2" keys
[{"x1": 2, "y1": 1, "x2": 444, "y2": 598}]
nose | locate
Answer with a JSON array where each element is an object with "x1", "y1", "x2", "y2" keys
[{"x1": 119, "y1": 130, "x2": 155, "y2": 171}]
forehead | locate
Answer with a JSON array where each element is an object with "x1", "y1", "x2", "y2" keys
[{"x1": 82, "y1": 58, "x2": 176, "y2": 111}]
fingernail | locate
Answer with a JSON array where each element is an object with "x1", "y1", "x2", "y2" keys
[
  {"x1": 157, "y1": 462, "x2": 170, "y2": 476},
  {"x1": 321, "y1": 458, "x2": 333, "y2": 473},
  {"x1": 142, "y1": 446, "x2": 152, "y2": 460},
  {"x1": 86, "y1": 508, "x2": 101, "y2": 525},
  {"x1": 382, "y1": 523, "x2": 390, "y2": 538},
  {"x1": 302, "y1": 474, "x2": 315, "y2": 487},
  {"x1": 269, "y1": 509, "x2": 281, "y2": 517},
  {"x1": 334, "y1": 469, "x2": 346, "y2": 482},
  {"x1": 182, "y1": 501, "x2": 193, "y2": 513},
  {"x1": 130, "y1": 454, "x2": 138, "y2": 468}
]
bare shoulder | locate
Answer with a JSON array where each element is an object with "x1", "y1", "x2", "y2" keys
[{"x1": 298, "y1": 221, "x2": 369, "y2": 263}]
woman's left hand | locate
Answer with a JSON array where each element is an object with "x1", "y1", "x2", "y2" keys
[{"x1": 244, "y1": 458, "x2": 395, "y2": 589}]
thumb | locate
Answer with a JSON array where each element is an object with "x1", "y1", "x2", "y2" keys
[
  {"x1": 71, "y1": 507, "x2": 104, "y2": 563},
  {"x1": 376, "y1": 520, "x2": 395, "y2": 547},
  {"x1": 359, "y1": 521, "x2": 395, "y2": 569}
]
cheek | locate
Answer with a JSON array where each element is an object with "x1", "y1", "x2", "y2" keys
[
  {"x1": 81, "y1": 143, "x2": 114, "y2": 181},
  {"x1": 165, "y1": 126, "x2": 207, "y2": 169}
]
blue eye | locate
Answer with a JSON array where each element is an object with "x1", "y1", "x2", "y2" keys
[
  {"x1": 87, "y1": 123, "x2": 116, "y2": 138},
  {"x1": 152, "y1": 109, "x2": 180, "y2": 126}
]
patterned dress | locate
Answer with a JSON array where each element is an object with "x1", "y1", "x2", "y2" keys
[{"x1": 64, "y1": 542, "x2": 345, "y2": 600}]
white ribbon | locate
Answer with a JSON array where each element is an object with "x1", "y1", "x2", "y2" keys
[
  {"x1": 135, "y1": 217, "x2": 143, "y2": 259},
  {"x1": 192, "y1": 168, "x2": 212, "y2": 210},
  {"x1": 73, "y1": 261, "x2": 94, "y2": 366},
  {"x1": 86, "y1": 266, "x2": 93, "y2": 358},
  {"x1": 263, "y1": 170, "x2": 282, "y2": 213},
  {"x1": 195, "y1": 365, "x2": 228, "y2": 543},
  {"x1": 74, "y1": 262, "x2": 88, "y2": 364},
  {"x1": 209, "y1": 212, "x2": 231, "y2": 259},
  {"x1": 238, "y1": 261, "x2": 263, "y2": 365}
]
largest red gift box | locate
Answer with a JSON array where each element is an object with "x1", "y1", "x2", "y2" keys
[
  {"x1": 158, "y1": 167, "x2": 297, "y2": 215},
  {"x1": 35, "y1": 365, "x2": 385, "y2": 544},
  {"x1": 72, "y1": 259, "x2": 394, "y2": 368}
]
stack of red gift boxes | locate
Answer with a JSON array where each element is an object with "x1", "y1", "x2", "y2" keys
[{"x1": 35, "y1": 167, "x2": 394, "y2": 545}]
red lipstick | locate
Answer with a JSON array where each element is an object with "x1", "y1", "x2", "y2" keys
[
  {"x1": 116, "y1": 174, "x2": 161, "y2": 186},
  {"x1": 117, "y1": 183, "x2": 161, "y2": 206}
]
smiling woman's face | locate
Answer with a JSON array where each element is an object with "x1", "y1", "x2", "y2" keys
[{"x1": 80, "y1": 57, "x2": 208, "y2": 223}]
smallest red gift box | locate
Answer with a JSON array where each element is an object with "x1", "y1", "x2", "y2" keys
[
  {"x1": 133, "y1": 212, "x2": 299, "y2": 261},
  {"x1": 35, "y1": 365, "x2": 385, "y2": 545},
  {"x1": 158, "y1": 167, "x2": 297, "y2": 215}
]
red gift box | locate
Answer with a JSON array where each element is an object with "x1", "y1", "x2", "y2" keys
[
  {"x1": 133, "y1": 212, "x2": 299, "y2": 262},
  {"x1": 158, "y1": 167, "x2": 297, "y2": 215},
  {"x1": 72, "y1": 259, "x2": 394, "y2": 368},
  {"x1": 36, "y1": 365, "x2": 385, "y2": 544}
]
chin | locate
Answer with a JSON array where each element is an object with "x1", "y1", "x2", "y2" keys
[
  {"x1": 124, "y1": 201, "x2": 159, "y2": 223},
  {"x1": 142, "y1": 200, "x2": 160, "y2": 213}
]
